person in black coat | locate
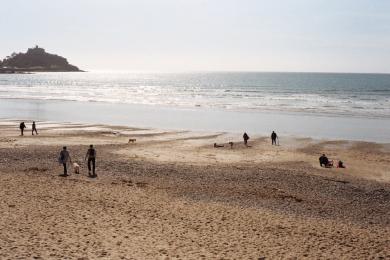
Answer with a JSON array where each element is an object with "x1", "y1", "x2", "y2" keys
[
  {"x1": 243, "y1": 132, "x2": 250, "y2": 146},
  {"x1": 32, "y1": 121, "x2": 38, "y2": 135},
  {"x1": 271, "y1": 131, "x2": 278, "y2": 145},
  {"x1": 319, "y1": 154, "x2": 329, "y2": 167},
  {"x1": 19, "y1": 122, "x2": 26, "y2": 136}
]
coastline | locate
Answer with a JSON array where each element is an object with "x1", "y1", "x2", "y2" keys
[
  {"x1": 0, "y1": 69, "x2": 84, "y2": 74},
  {"x1": 1, "y1": 98, "x2": 390, "y2": 143},
  {"x1": 0, "y1": 120, "x2": 389, "y2": 258}
]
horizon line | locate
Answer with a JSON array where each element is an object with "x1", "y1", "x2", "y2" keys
[{"x1": 83, "y1": 69, "x2": 390, "y2": 75}]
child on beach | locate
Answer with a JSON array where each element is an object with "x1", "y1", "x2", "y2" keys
[{"x1": 338, "y1": 160, "x2": 345, "y2": 168}]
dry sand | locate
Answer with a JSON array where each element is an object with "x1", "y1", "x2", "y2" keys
[{"x1": 0, "y1": 120, "x2": 389, "y2": 259}]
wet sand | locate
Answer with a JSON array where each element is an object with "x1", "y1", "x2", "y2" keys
[
  {"x1": 2, "y1": 97, "x2": 390, "y2": 143},
  {"x1": 0, "y1": 120, "x2": 389, "y2": 259}
]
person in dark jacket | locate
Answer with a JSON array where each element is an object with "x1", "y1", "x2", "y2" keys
[
  {"x1": 59, "y1": 146, "x2": 72, "y2": 176},
  {"x1": 319, "y1": 154, "x2": 329, "y2": 167},
  {"x1": 85, "y1": 144, "x2": 97, "y2": 177},
  {"x1": 243, "y1": 132, "x2": 250, "y2": 146},
  {"x1": 32, "y1": 121, "x2": 38, "y2": 135},
  {"x1": 19, "y1": 122, "x2": 26, "y2": 136},
  {"x1": 271, "y1": 131, "x2": 278, "y2": 145}
]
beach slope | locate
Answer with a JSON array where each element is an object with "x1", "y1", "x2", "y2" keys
[{"x1": 0, "y1": 121, "x2": 389, "y2": 259}]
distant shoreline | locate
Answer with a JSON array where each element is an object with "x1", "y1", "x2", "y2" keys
[{"x1": 0, "y1": 68, "x2": 84, "y2": 74}]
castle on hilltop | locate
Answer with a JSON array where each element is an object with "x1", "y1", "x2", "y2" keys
[{"x1": 27, "y1": 45, "x2": 46, "y2": 53}]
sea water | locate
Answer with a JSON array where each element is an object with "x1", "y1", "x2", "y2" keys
[{"x1": 0, "y1": 72, "x2": 389, "y2": 142}]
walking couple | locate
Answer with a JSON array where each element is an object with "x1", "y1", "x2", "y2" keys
[{"x1": 59, "y1": 145, "x2": 97, "y2": 177}]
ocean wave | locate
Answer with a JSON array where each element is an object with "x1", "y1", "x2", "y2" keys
[{"x1": 1, "y1": 72, "x2": 390, "y2": 119}]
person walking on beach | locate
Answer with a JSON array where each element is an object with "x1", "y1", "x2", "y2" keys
[
  {"x1": 32, "y1": 121, "x2": 38, "y2": 135},
  {"x1": 243, "y1": 132, "x2": 250, "y2": 147},
  {"x1": 85, "y1": 144, "x2": 97, "y2": 177},
  {"x1": 59, "y1": 146, "x2": 72, "y2": 176},
  {"x1": 19, "y1": 122, "x2": 26, "y2": 136},
  {"x1": 271, "y1": 131, "x2": 278, "y2": 145}
]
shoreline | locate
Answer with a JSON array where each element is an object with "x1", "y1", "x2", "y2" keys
[
  {"x1": 1, "y1": 96, "x2": 390, "y2": 121},
  {"x1": 1, "y1": 98, "x2": 390, "y2": 143}
]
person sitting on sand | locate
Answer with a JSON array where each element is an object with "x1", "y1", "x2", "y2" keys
[
  {"x1": 271, "y1": 131, "x2": 278, "y2": 145},
  {"x1": 59, "y1": 146, "x2": 72, "y2": 176},
  {"x1": 214, "y1": 143, "x2": 224, "y2": 148},
  {"x1": 338, "y1": 160, "x2": 345, "y2": 168},
  {"x1": 19, "y1": 122, "x2": 26, "y2": 136},
  {"x1": 319, "y1": 154, "x2": 332, "y2": 168},
  {"x1": 85, "y1": 144, "x2": 97, "y2": 177},
  {"x1": 243, "y1": 132, "x2": 250, "y2": 147},
  {"x1": 32, "y1": 121, "x2": 38, "y2": 135}
]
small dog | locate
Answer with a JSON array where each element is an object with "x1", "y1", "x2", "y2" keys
[
  {"x1": 128, "y1": 138, "x2": 136, "y2": 143},
  {"x1": 229, "y1": 142, "x2": 234, "y2": 148},
  {"x1": 73, "y1": 163, "x2": 80, "y2": 174}
]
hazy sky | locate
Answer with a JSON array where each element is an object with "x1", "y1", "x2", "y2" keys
[{"x1": 1, "y1": 0, "x2": 390, "y2": 73}]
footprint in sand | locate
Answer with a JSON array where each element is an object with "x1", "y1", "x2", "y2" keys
[
  {"x1": 206, "y1": 154, "x2": 216, "y2": 159},
  {"x1": 24, "y1": 167, "x2": 48, "y2": 173},
  {"x1": 135, "y1": 182, "x2": 148, "y2": 188}
]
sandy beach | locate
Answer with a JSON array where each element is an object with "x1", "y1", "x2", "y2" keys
[{"x1": 0, "y1": 120, "x2": 389, "y2": 259}]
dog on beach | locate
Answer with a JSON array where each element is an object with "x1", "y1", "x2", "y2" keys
[
  {"x1": 214, "y1": 143, "x2": 224, "y2": 148},
  {"x1": 229, "y1": 142, "x2": 234, "y2": 148},
  {"x1": 128, "y1": 138, "x2": 136, "y2": 143},
  {"x1": 73, "y1": 163, "x2": 80, "y2": 174}
]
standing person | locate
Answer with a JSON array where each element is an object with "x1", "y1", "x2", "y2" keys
[
  {"x1": 59, "y1": 146, "x2": 71, "y2": 176},
  {"x1": 85, "y1": 144, "x2": 97, "y2": 177},
  {"x1": 32, "y1": 121, "x2": 38, "y2": 135},
  {"x1": 243, "y1": 132, "x2": 250, "y2": 147},
  {"x1": 19, "y1": 122, "x2": 26, "y2": 136},
  {"x1": 271, "y1": 131, "x2": 278, "y2": 145}
]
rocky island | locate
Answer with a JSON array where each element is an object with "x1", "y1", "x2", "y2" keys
[{"x1": 0, "y1": 46, "x2": 82, "y2": 73}]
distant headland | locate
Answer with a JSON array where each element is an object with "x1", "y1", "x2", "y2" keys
[{"x1": 0, "y1": 46, "x2": 83, "y2": 73}]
